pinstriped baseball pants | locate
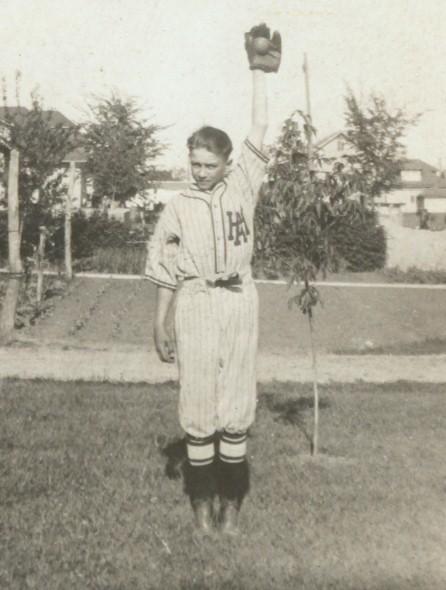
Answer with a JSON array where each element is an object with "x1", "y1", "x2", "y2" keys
[{"x1": 174, "y1": 278, "x2": 258, "y2": 439}]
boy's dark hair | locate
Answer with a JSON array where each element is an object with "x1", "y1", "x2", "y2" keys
[{"x1": 187, "y1": 126, "x2": 233, "y2": 161}]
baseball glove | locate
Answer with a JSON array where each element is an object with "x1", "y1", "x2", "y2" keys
[{"x1": 245, "y1": 23, "x2": 282, "y2": 73}]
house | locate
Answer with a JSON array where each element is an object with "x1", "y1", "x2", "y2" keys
[
  {"x1": 316, "y1": 130, "x2": 446, "y2": 228},
  {"x1": 0, "y1": 107, "x2": 88, "y2": 208},
  {"x1": 315, "y1": 130, "x2": 353, "y2": 160},
  {"x1": 375, "y1": 159, "x2": 446, "y2": 228}
]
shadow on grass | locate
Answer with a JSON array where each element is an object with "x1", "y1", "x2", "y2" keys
[
  {"x1": 259, "y1": 393, "x2": 331, "y2": 450},
  {"x1": 160, "y1": 437, "x2": 187, "y2": 482}
]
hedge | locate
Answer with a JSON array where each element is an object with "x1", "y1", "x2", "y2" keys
[
  {"x1": 0, "y1": 208, "x2": 158, "y2": 270},
  {"x1": 331, "y1": 211, "x2": 386, "y2": 272},
  {"x1": 0, "y1": 205, "x2": 386, "y2": 275}
]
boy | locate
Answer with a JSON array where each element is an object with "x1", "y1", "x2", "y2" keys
[{"x1": 145, "y1": 24, "x2": 281, "y2": 535}]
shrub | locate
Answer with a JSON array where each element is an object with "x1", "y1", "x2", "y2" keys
[
  {"x1": 48, "y1": 210, "x2": 150, "y2": 263},
  {"x1": 330, "y1": 210, "x2": 386, "y2": 272},
  {"x1": 74, "y1": 246, "x2": 146, "y2": 275},
  {"x1": 254, "y1": 196, "x2": 386, "y2": 276},
  {"x1": 0, "y1": 207, "x2": 161, "y2": 273}
]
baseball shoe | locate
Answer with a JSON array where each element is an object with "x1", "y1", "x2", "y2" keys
[
  {"x1": 219, "y1": 498, "x2": 240, "y2": 536},
  {"x1": 192, "y1": 498, "x2": 215, "y2": 536}
]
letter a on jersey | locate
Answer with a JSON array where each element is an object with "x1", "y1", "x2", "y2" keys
[{"x1": 227, "y1": 208, "x2": 250, "y2": 246}]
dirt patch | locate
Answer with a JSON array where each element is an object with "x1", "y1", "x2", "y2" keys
[
  {"x1": 17, "y1": 277, "x2": 446, "y2": 357},
  {"x1": 0, "y1": 346, "x2": 445, "y2": 383}
]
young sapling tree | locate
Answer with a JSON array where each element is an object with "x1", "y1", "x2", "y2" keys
[{"x1": 260, "y1": 110, "x2": 365, "y2": 455}]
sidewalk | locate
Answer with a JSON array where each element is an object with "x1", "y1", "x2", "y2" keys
[{"x1": 1, "y1": 344, "x2": 445, "y2": 383}]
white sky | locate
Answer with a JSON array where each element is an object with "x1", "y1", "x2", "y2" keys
[{"x1": 1, "y1": 0, "x2": 445, "y2": 169}]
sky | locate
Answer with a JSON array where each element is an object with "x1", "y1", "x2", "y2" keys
[{"x1": 0, "y1": 0, "x2": 445, "y2": 169}]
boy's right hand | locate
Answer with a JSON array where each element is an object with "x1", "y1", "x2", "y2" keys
[{"x1": 154, "y1": 323, "x2": 175, "y2": 363}]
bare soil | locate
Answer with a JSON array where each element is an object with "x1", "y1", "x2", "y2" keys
[{"x1": 17, "y1": 277, "x2": 446, "y2": 356}]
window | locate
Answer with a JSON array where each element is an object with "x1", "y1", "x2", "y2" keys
[
  {"x1": 416, "y1": 195, "x2": 424, "y2": 211},
  {"x1": 401, "y1": 170, "x2": 422, "y2": 182}
]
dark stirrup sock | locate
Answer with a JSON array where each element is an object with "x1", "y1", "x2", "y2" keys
[
  {"x1": 184, "y1": 433, "x2": 217, "y2": 502},
  {"x1": 217, "y1": 430, "x2": 250, "y2": 506},
  {"x1": 216, "y1": 458, "x2": 250, "y2": 505},
  {"x1": 184, "y1": 462, "x2": 218, "y2": 502}
]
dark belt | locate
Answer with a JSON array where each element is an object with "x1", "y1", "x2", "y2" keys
[{"x1": 183, "y1": 273, "x2": 243, "y2": 291}]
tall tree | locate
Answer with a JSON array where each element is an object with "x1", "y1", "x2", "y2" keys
[
  {"x1": 0, "y1": 83, "x2": 77, "y2": 338},
  {"x1": 82, "y1": 94, "x2": 164, "y2": 205},
  {"x1": 0, "y1": 90, "x2": 78, "y2": 229},
  {"x1": 342, "y1": 91, "x2": 418, "y2": 201}
]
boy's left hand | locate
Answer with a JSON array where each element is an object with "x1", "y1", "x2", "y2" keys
[{"x1": 245, "y1": 23, "x2": 282, "y2": 73}]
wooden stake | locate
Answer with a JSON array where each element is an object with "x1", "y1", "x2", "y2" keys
[
  {"x1": 36, "y1": 225, "x2": 47, "y2": 308},
  {"x1": 0, "y1": 149, "x2": 22, "y2": 338},
  {"x1": 308, "y1": 312, "x2": 319, "y2": 456},
  {"x1": 65, "y1": 161, "x2": 75, "y2": 281}
]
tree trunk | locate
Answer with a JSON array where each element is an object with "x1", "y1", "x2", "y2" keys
[
  {"x1": 0, "y1": 149, "x2": 22, "y2": 340},
  {"x1": 36, "y1": 225, "x2": 47, "y2": 309},
  {"x1": 308, "y1": 313, "x2": 319, "y2": 456},
  {"x1": 65, "y1": 161, "x2": 75, "y2": 281}
]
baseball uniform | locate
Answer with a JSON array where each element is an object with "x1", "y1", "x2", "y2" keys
[{"x1": 146, "y1": 138, "x2": 268, "y2": 442}]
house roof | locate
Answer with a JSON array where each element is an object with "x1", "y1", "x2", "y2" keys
[
  {"x1": 42, "y1": 109, "x2": 76, "y2": 128},
  {"x1": 0, "y1": 106, "x2": 29, "y2": 125},
  {"x1": 62, "y1": 146, "x2": 87, "y2": 163},
  {"x1": 314, "y1": 131, "x2": 446, "y2": 197},
  {"x1": 315, "y1": 130, "x2": 348, "y2": 149},
  {"x1": 398, "y1": 158, "x2": 438, "y2": 173},
  {"x1": 393, "y1": 158, "x2": 441, "y2": 190},
  {"x1": 0, "y1": 106, "x2": 76, "y2": 128}
]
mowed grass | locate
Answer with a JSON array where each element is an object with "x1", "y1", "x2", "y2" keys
[{"x1": 1, "y1": 380, "x2": 446, "y2": 590}]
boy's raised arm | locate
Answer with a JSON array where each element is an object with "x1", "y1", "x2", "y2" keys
[
  {"x1": 249, "y1": 70, "x2": 268, "y2": 149},
  {"x1": 245, "y1": 23, "x2": 282, "y2": 150}
]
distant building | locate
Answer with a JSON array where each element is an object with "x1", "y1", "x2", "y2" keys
[
  {"x1": 0, "y1": 107, "x2": 88, "y2": 208},
  {"x1": 376, "y1": 159, "x2": 446, "y2": 229},
  {"x1": 316, "y1": 130, "x2": 446, "y2": 228},
  {"x1": 315, "y1": 130, "x2": 353, "y2": 160}
]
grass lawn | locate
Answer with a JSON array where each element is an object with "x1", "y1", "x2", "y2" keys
[{"x1": 1, "y1": 380, "x2": 446, "y2": 589}]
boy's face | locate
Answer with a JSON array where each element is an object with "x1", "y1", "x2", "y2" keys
[{"x1": 189, "y1": 148, "x2": 228, "y2": 191}]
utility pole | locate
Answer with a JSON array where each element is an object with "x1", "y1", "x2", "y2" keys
[{"x1": 303, "y1": 52, "x2": 313, "y2": 159}]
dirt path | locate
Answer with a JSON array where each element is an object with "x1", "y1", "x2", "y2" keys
[
  {"x1": 2, "y1": 344, "x2": 446, "y2": 383},
  {"x1": 5, "y1": 275, "x2": 446, "y2": 384}
]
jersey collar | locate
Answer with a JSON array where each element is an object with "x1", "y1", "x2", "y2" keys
[{"x1": 187, "y1": 179, "x2": 226, "y2": 196}]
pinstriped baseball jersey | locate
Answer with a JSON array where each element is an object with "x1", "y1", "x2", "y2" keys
[
  {"x1": 145, "y1": 138, "x2": 268, "y2": 287},
  {"x1": 146, "y1": 138, "x2": 268, "y2": 438}
]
